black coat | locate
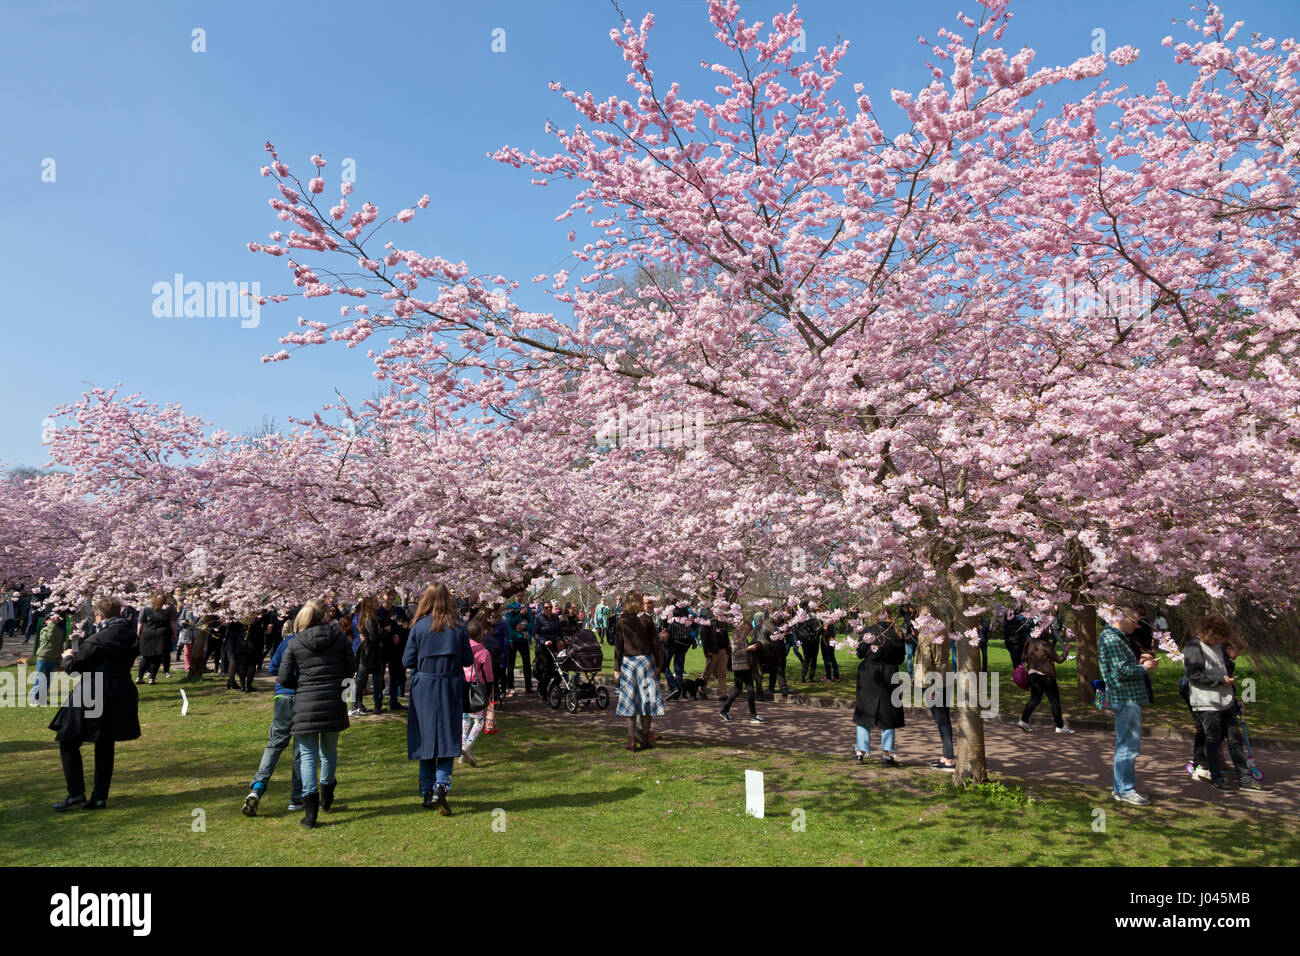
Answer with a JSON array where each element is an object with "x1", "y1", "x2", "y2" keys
[
  {"x1": 359, "y1": 614, "x2": 386, "y2": 669},
  {"x1": 277, "y1": 624, "x2": 355, "y2": 734},
  {"x1": 49, "y1": 618, "x2": 142, "y2": 745},
  {"x1": 854, "y1": 625, "x2": 906, "y2": 730},
  {"x1": 138, "y1": 607, "x2": 174, "y2": 658}
]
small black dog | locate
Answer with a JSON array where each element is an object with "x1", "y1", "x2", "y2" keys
[{"x1": 679, "y1": 677, "x2": 709, "y2": 700}]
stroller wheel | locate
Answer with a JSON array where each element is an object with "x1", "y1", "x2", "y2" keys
[
  {"x1": 1251, "y1": 765, "x2": 1265, "y2": 781},
  {"x1": 596, "y1": 686, "x2": 610, "y2": 710},
  {"x1": 1185, "y1": 761, "x2": 1196, "y2": 776},
  {"x1": 565, "y1": 689, "x2": 579, "y2": 713},
  {"x1": 547, "y1": 682, "x2": 565, "y2": 710}
]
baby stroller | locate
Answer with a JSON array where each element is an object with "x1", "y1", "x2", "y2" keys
[{"x1": 547, "y1": 629, "x2": 610, "y2": 713}]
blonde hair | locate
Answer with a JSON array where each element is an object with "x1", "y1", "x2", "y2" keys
[{"x1": 294, "y1": 599, "x2": 326, "y2": 633}]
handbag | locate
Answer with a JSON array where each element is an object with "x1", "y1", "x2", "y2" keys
[
  {"x1": 464, "y1": 657, "x2": 490, "y2": 714},
  {"x1": 1012, "y1": 664, "x2": 1030, "y2": 690}
]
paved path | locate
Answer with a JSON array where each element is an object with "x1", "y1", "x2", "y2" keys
[{"x1": 506, "y1": 687, "x2": 1300, "y2": 816}]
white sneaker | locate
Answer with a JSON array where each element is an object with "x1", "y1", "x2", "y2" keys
[
  {"x1": 1113, "y1": 791, "x2": 1150, "y2": 806},
  {"x1": 1192, "y1": 766, "x2": 1212, "y2": 781},
  {"x1": 1017, "y1": 719, "x2": 1032, "y2": 732},
  {"x1": 1055, "y1": 725, "x2": 1075, "y2": 735}
]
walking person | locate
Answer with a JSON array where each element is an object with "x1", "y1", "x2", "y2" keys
[
  {"x1": 135, "y1": 595, "x2": 176, "y2": 685},
  {"x1": 1182, "y1": 615, "x2": 1266, "y2": 793},
  {"x1": 49, "y1": 597, "x2": 141, "y2": 811},
  {"x1": 853, "y1": 611, "x2": 905, "y2": 766},
  {"x1": 913, "y1": 608, "x2": 956, "y2": 770},
  {"x1": 663, "y1": 605, "x2": 692, "y2": 701},
  {"x1": 242, "y1": 616, "x2": 304, "y2": 816},
  {"x1": 614, "y1": 590, "x2": 665, "y2": 750},
  {"x1": 505, "y1": 600, "x2": 533, "y2": 695},
  {"x1": 276, "y1": 599, "x2": 354, "y2": 829},
  {"x1": 353, "y1": 595, "x2": 384, "y2": 716},
  {"x1": 700, "y1": 613, "x2": 730, "y2": 700},
  {"x1": 31, "y1": 610, "x2": 66, "y2": 705},
  {"x1": 459, "y1": 615, "x2": 494, "y2": 766},
  {"x1": 719, "y1": 621, "x2": 762, "y2": 724},
  {"x1": 404, "y1": 583, "x2": 473, "y2": 814},
  {"x1": 1098, "y1": 606, "x2": 1160, "y2": 805},
  {"x1": 1017, "y1": 626, "x2": 1074, "y2": 734}
]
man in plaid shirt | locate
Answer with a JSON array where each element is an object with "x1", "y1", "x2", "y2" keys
[{"x1": 1098, "y1": 606, "x2": 1161, "y2": 805}]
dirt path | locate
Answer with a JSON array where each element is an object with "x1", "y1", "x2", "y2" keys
[{"x1": 505, "y1": 687, "x2": 1299, "y2": 816}]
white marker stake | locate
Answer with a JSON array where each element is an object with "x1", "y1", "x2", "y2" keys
[
  {"x1": 180, "y1": 689, "x2": 189, "y2": 716},
  {"x1": 745, "y1": 769, "x2": 765, "y2": 819}
]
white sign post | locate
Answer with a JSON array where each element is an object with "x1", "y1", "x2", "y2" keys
[{"x1": 745, "y1": 770, "x2": 765, "y2": 819}]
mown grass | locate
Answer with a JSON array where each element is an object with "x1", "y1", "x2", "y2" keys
[
  {"x1": 597, "y1": 641, "x2": 1300, "y2": 741},
  {"x1": 0, "y1": 666, "x2": 1295, "y2": 866}
]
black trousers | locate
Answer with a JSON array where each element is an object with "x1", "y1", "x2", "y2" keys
[
  {"x1": 60, "y1": 737, "x2": 116, "y2": 801},
  {"x1": 354, "y1": 656, "x2": 372, "y2": 707},
  {"x1": 1194, "y1": 708, "x2": 1248, "y2": 781},
  {"x1": 723, "y1": 670, "x2": 757, "y2": 717},
  {"x1": 137, "y1": 655, "x2": 164, "y2": 681},
  {"x1": 509, "y1": 642, "x2": 532, "y2": 692},
  {"x1": 1022, "y1": 673, "x2": 1064, "y2": 727},
  {"x1": 799, "y1": 641, "x2": 819, "y2": 680}
]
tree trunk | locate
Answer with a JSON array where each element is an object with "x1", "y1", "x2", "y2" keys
[
  {"x1": 953, "y1": 631, "x2": 988, "y2": 785},
  {"x1": 1073, "y1": 599, "x2": 1100, "y2": 706},
  {"x1": 946, "y1": 565, "x2": 987, "y2": 785}
]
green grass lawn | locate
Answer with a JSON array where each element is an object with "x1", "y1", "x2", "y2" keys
[
  {"x1": 608, "y1": 641, "x2": 1300, "y2": 741},
  {"x1": 1, "y1": 667, "x2": 1295, "y2": 866}
]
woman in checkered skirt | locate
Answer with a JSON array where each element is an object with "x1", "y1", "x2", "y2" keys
[{"x1": 613, "y1": 590, "x2": 665, "y2": 751}]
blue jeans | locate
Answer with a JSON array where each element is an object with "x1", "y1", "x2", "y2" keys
[
  {"x1": 30, "y1": 659, "x2": 57, "y2": 703},
  {"x1": 419, "y1": 757, "x2": 454, "y2": 794},
  {"x1": 785, "y1": 635, "x2": 803, "y2": 664},
  {"x1": 1111, "y1": 701, "x2": 1143, "y2": 795},
  {"x1": 856, "y1": 724, "x2": 895, "y2": 754},
  {"x1": 296, "y1": 731, "x2": 338, "y2": 796},
  {"x1": 251, "y1": 694, "x2": 303, "y2": 801}
]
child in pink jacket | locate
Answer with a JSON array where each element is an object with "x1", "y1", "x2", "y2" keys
[{"x1": 460, "y1": 617, "x2": 495, "y2": 766}]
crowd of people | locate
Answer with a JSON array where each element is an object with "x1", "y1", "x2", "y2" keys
[{"x1": 4, "y1": 579, "x2": 1271, "y2": 824}]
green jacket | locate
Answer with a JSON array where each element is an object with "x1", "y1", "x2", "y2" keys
[{"x1": 34, "y1": 618, "x2": 65, "y2": 662}]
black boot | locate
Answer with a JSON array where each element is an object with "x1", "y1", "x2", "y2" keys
[
  {"x1": 320, "y1": 782, "x2": 336, "y2": 812},
  {"x1": 300, "y1": 792, "x2": 320, "y2": 829},
  {"x1": 433, "y1": 784, "x2": 451, "y2": 816}
]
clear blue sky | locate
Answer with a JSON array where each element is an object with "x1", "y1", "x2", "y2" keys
[{"x1": 2, "y1": 0, "x2": 1296, "y2": 467}]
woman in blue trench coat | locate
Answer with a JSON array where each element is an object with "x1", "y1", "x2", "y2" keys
[{"x1": 403, "y1": 583, "x2": 473, "y2": 814}]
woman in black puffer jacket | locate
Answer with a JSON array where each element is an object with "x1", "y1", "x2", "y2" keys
[{"x1": 277, "y1": 599, "x2": 355, "y2": 829}]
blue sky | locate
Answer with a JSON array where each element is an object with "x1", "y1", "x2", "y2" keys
[{"x1": 2, "y1": 0, "x2": 1296, "y2": 467}]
